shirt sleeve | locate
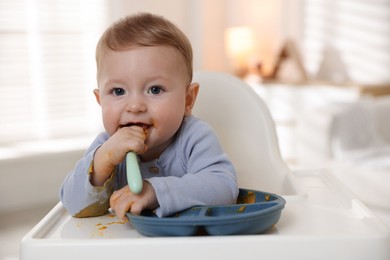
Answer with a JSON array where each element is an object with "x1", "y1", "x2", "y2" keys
[
  {"x1": 59, "y1": 132, "x2": 115, "y2": 217},
  {"x1": 147, "y1": 117, "x2": 239, "y2": 217}
]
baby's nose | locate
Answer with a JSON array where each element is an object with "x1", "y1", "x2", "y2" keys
[{"x1": 126, "y1": 96, "x2": 147, "y2": 113}]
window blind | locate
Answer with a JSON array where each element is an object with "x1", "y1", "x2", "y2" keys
[
  {"x1": 302, "y1": 0, "x2": 390, "y2": 85},
  {"x1": 0, "y1": 0, "x2": 108, "y2": 145}
]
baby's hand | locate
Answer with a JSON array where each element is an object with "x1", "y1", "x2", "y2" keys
[
  {"x1": 102, "y1": 126, "x2": 148, "y2": 166},
  {"x1": 91, "y1": 126, "x2": 147, "y2": 186},
  {"x1": 109, "y1": 181, "x2": 158, "y2": 221}
]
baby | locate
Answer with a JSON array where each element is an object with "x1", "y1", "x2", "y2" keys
[{"x1": 59, "y1": 13, "x2": 238, "y2": 220}]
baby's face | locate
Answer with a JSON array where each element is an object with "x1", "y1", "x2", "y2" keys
[{"x1": 95, "y1": 45, "x2": 196, "y2": 160}]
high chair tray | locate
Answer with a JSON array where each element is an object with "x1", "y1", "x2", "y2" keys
[
  {"x1": 126, "y1": 189, "x2": 286, "y2": 236},
  {"x1": 20, "y1": 170, "x2": 390, "y2": 260}
]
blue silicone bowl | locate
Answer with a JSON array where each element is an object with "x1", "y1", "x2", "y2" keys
[{"x1": 126, "y1": 189, "x2": 286, "y2": 236}]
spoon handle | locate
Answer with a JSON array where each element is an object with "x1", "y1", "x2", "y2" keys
[{"x1": 126, "y1": 152, "x2": 143, "y2": 194}]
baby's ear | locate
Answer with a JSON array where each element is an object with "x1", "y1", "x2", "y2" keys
[
  {"x1": 184, "y1": 83, "x2": 199, "y2": 116},
  {"x1": 93, "y1": 89, "x2": 101, "y2": 105}
]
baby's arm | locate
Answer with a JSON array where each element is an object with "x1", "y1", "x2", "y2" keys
[
  {"x1": 59, "y1": 132, "x2": 113, "y2": 217},
  {"x1": 147, "y1": 118, "x2": 239, "y2": 217},
  {"x1": 60, "y1": 126, "x2": 148, "y2": 217}
]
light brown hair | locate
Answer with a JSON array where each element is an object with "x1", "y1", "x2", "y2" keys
[{"x1": 96, "y1": 13, "x2": 193, "y2": 82}]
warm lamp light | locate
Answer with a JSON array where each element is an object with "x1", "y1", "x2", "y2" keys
[{"x1": 225, "y1": 26, "x2": 255, "y2": 76}]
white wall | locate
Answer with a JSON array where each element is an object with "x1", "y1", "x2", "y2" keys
[
  {"x1": 0, "y1": 150, "x2": 84, "y2": 213},
  {"x1": 103, "y1": 0, "x2": 295, "y2": 74},
  {"x1": 0, "y1": 136, "x2": 95, "y2": 213}
]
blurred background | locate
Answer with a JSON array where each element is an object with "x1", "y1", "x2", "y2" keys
[{"x1": 1, "y1": 0, "x2": 390, "y2": 259}]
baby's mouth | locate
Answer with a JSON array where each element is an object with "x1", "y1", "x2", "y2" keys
[{"x1": 121, "y1": 122, "x2": 151, "y2": 132}]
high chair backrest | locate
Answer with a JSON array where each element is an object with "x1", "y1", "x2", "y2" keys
[{"x1": 192, "y1": 71, "x2": 296, "y2": 195}]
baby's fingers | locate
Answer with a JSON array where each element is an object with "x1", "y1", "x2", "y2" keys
[
  {"x1": 112, "y1": 199, "x2": 133, "y2": 221},
  {"x1": 129, "y1": 202, "x2": 143, "y2": 215},
  {"x1": 119, "y1": 127, "x2": 148, "y2": 154},
  {"x1": 110, "y1": 190, "x2": 133, "y2": 221}
]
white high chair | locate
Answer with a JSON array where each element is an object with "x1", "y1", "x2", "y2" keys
[
  {"x1": 192, "y1": 71, "x2": 298, "y2": 195},
  {"x1": 20, "y1": 72, "x2": 390, "y2": 260}
]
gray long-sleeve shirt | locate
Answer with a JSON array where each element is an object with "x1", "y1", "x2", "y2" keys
[{"x1": 59, "y1": 115, "x2": 239, "y2": 217}]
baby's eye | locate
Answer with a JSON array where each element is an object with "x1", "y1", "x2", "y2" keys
[
  {"x1": 148, "y1": 85, "x2": 164, "y2": 95},
  {"x1": 112, "y1": 87, "x2": 125, "y2": 96}
]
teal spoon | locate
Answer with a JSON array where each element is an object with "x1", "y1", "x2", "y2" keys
[{"x1": 126, "y1": 152, "x2": 143, "y2": 194}]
